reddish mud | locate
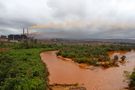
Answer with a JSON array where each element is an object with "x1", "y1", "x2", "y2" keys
[
  {"x1": 41, "y1": 50, "x2": 135, "y2": 90},
  {"x1": 0, "y1": 48, "x2": 9, "y2": 52}
]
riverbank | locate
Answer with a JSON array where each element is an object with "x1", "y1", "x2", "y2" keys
[
  {"x1": 57, "y1": 45, "x2": 135, "y2": 66},
  {"x1": 41, "y1": 50, "x2": 135, "y2": 90},
  {"x1": 1, "y1": 42, "x2": 135, "y2": 90}
]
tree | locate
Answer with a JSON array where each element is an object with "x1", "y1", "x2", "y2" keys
[
  {"x1": 112, "y1": 55, "x2": 119, "y2": 65},
  {"x1": 114, "y1": 55, "x2": 119, "y2": 61},
  {"x1": 121, "y1": 55, "x2": 126, "y2": 61}
]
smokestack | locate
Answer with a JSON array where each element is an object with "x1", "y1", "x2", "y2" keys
[
  {"x1": 27, "y1": 28, "x2": 29, "y2": 35},
  {"x1": 23, "y1": 28, "x2": 25, "y2": 35}
]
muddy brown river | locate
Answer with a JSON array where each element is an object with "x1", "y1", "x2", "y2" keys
[{"x1": 41, "y1": 50, "x2": 135, "y2": 90}]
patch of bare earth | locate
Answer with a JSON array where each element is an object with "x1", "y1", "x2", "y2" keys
[
  {"x1": 0, "y1": 48, "x2": 9, "y2": 52},
  {"x1": 49, "y1": 84, "x2": 86, "y2": 90}
]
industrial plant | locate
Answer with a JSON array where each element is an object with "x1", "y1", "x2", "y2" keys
[{"x1": 0, "y1": 28, "x2": 30, "y2": 42}]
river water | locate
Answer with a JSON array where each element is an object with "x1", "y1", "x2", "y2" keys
[{"x1": 41, "y1": 50, "x2": 135, "y2": 90}]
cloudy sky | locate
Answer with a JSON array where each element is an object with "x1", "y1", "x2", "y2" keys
[{"x1": 0, "y1": 0, "x2": 135, "y2": 39}]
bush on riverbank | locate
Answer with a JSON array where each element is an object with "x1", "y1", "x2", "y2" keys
[
  {"x1": 0, "y1": 49, "x2": 49, "y2": 90},
  {"x1": 57, "y1": 44, "x2": 135, "y2": 66},
  {"x1": 0, "y1": 41, "x2": 62, "y2": 90},
  {"x1": 129, "y1": 70, "x2": 135, "y2": 90}
]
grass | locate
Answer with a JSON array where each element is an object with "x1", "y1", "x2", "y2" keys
[{"x1": 0, "y1": 48, "x2": 49, "y2": 90}]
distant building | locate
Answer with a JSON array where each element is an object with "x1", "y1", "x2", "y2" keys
[
  {"x1": 1, "y1": 35, "x2": 7, "y2": 39},
  {"x1": 0, "y1": 35, "x2": 8, "y2": 42},
  {"x1": 8, "y1": 34, "x2": 28, "y2": 42}
]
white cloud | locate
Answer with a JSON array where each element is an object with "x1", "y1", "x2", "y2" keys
[{"x1": 0, "y1": 0, "x2": 135, "y2": 39}]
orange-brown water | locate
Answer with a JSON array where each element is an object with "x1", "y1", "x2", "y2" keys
[{"x1": 41, "y1": 50, "x2": 135, "y2": 90}]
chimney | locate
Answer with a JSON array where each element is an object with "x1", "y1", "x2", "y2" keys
[
  {"x1": 27, "y1": 28, "x2": 29, "y2": 35},
  {"x1": 23, "y1": 28, "x2": 25, "y2": 35}
]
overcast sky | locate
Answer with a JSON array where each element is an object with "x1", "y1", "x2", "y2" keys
[{"x1": 0, "y1": 0, "x2": 135, "y2": 39}]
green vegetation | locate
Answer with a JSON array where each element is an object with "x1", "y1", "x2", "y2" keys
[
  {"x1": 129, "y1": 70, "x2": 135, "y2": 90},
  {"x1": 0, "y1": 41, "x2": 60, "y2": 90},
  {"x1": 0, "y1": 41, "x2": 135, "y2": 90},
  {"x1": 57, "y1": 44, "x2": 135, "y2": 66},
  {"x1": 0, "y1": 49, "x2": 49, "y2": 90},
  {"x1": 0, "y1": 40, "x2": 63, "y2": 90}
]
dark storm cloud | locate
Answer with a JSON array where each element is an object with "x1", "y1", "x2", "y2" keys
[
  {"x1": 0, "y1": 16, "x2": 36, "y2": 35},
  {"x1": 0, "y1": 17, "x2": 35, "y2": 28}
]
